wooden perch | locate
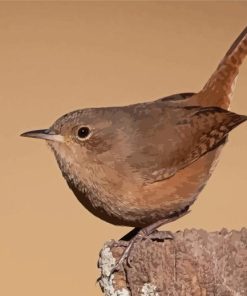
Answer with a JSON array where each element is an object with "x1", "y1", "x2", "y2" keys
[{"x1": 98, "y1": 228, "x2": 247, "y2": 296}]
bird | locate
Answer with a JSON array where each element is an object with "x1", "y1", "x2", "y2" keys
[{"x1": 21, "y1": 27, "x2": 247, "y2": 268}]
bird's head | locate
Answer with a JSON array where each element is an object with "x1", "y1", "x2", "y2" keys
[{"x1": 20, "y1": 108, "x2": 125, "y2": 174}]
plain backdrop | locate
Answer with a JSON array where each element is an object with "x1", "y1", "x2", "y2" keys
[{"x1": 1, "y1": 2, "x2": 247, "y2": 295}]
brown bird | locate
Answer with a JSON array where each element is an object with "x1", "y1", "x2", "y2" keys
[{"x1": 21, "y1": 27, "x2": 247, "y2": 268}]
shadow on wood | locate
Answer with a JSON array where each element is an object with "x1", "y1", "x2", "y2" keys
[{"x1": 98, "y1": 228, "x2": 247, "y2": 296}]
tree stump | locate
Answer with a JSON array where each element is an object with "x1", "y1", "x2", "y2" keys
[{"x1": 98, "y1": 228, "x2": 247, "y2": 296}]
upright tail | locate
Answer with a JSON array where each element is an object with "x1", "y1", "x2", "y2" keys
[{"x1": 196, "y1": 26, "x2": 247, "y2": 109}]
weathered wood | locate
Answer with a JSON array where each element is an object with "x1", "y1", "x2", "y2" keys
[{"x1": 98, "y1": 228, "x2": 247, "y2": 296}]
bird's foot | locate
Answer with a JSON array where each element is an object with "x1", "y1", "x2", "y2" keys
[
  {"x1": 108, "y1": 209, "x2": 190, "y2": 277},
  {"x1": 148, "y1": 230, "x2": 174, "y2": 241},
  {"x1": 108, "y1": 229, "x2": 146, "y2": 276},
  {"x1": 109, "y1": 240, "x2": 129, "y2": 248}
]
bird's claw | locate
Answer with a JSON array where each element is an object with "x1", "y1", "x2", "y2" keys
[
  {"x1": 108, "y1": 260, "x2": 124, "y2": 278},
  {"x1": 148, "y1": 230, "x2": 174, "y2": 241},
  {"x1": 110, "y1": 240, "x2": 129, "y2": 248}
]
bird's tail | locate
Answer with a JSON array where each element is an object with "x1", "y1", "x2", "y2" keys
[{"x1": 197, "y1": 26, "x2": 247, "y2": 109}]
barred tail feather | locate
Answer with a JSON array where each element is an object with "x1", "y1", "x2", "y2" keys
[{"x1": 198, "y1": 26, "x2": 247, "y2": 109}]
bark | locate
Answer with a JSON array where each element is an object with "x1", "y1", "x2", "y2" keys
[{"x1": 98, "y1": 228, "x2": 247, "y2": 296}]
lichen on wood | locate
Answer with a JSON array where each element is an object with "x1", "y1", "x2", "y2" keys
[{"x1": 98, "y1": 228, "x2": 247, "y2": 296}]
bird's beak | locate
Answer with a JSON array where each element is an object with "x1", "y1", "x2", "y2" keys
[{"x1": 20, "y1": 129, "x2": 64, "y2": 142}]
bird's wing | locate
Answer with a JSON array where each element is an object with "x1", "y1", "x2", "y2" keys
[
  {"x1": 127, "y1": 105, "x2": 247, "y2": 183},
  {"x1": 158, "y1": 92, "x2": 195, "y2": 102}
]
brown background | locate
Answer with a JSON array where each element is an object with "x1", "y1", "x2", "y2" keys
[{"x1": 1, "y1": 2, "x2": 247, "y2": 295}]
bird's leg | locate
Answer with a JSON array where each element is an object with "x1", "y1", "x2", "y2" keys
[
  {"x1": 110, "y1": 228, "x2": 140, "y2": 248},
  {"x1": 120, "y1": 227, "x2": 141, "y2": 241},
  {"x1": 109, "y1": 207, "x2": 190, "y2": 276}
]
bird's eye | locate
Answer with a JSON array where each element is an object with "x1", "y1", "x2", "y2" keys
[{"x1": 77, "y1": 127, "x2": 90, "y2": 139}]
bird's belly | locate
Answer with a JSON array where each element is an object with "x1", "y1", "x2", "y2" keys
[
  {"x1": 68, "y1": 145, "x2": 224, "y2": 228},
  {"x1": 122, "y1": 146, "x2": 222, "y2": 227}
]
